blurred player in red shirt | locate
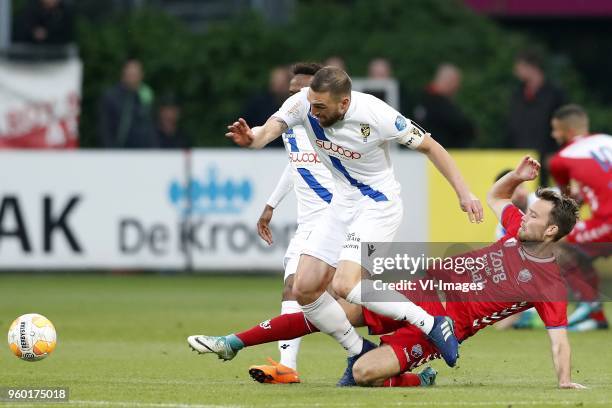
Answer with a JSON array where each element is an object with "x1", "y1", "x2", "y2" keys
[
  {"x1": 549, "y1": 104, "x2": 611, "y2": 331},
  {"x1": 190, "y1": 157, "x2": 586, "y2": 389}
]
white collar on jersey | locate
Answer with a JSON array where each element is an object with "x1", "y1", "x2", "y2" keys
[{"x1": 518, "y1": 246, "x2": 555, "y2": 263}]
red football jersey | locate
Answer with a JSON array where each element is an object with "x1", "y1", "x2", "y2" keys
[
  {"x1": 435, "y1": 205, "x2": 568, "y2": 341},
  {"x1": 549, "y1": 134, "x2": 612, "y2": 220}
]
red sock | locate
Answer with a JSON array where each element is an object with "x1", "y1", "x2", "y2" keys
[
  {"x1": 383, "y1": 373, "x2": 421, "y2": 387},
  {"x1": 235, "y1": 312, "x2": 318, "y2": 347}
]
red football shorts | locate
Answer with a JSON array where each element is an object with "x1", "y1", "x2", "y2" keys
[{"x1": 362, "y1": 300, "x2": 447, "y2": 373}]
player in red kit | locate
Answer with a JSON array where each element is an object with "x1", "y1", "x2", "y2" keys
[
  {"x1": 190, "y1": 157, "x2": 586, "y2": 389},
  {"x1": 549, "y1": 104, "x2": 611, "y2": 331}
]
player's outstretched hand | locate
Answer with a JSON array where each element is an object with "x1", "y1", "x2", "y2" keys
[
  {"x1": 559, "y1": 382, "x2": 587, "y2": 389},
  {"x1": 515, "y1": 155, "x2": 541, "y2": 181},
  {"x1": 226, "y1": 118, "x2": 254, "y2": 147},
  {"x1": 460, "y1": 192, "x2": 484, "y2": 223},
  {"x1": 257, "y1": 205, "x2": 274, "y2": 245}
]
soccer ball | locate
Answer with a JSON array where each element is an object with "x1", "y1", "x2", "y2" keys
[{"x1": 7, "y1": 313, "x2": 57, "y2": 361}]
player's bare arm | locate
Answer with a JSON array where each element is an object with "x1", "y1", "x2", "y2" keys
[
  {"x1": 225, "y1": 116, "x2": 287, "y2": 148},
  {"x1": 258, "y1": 163, "x2": 294, "y2": 245},
  {"x1": 547, "y1": 328, "x2": 586, "y2": 389},
  {"x1": 415, "y1": 135, "x2": 483, "y2": 223},
  {"x1": 487, "y1": 155, "x2": 540, "y2": 221}
]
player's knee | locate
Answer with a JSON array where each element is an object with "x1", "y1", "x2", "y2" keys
[
  {"x1": 352, "y1": 360, "x2": 376, "y2": 386},
  {"x1": 292, "y1": 281, "x2": 318, "y2": 304},
  {"x1": 331, "y1": 274, "x2": 352, "y2": 299}
]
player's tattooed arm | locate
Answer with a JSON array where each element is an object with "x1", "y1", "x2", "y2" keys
[
  {"x1": 273, "y1": 117, "x2": 289, "y2": 133},
  {"x1": 226, "y1": 116, "x2": 286, "y2": 149},
  {"x1": 248, "y1": 117, "x2": 287, "y2": 149}
]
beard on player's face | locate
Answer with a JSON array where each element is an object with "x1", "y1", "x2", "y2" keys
[
  {"x1": 318, "y1": 109, "x2": 344, "y2": 127},
  {"x1": 518, "y1": 219, "x2": 546, "y2": 243}
]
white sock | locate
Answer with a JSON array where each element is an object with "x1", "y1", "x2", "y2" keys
[
  {"x1": 278, "y1": 300, "x2": 302, "y2": 370},
  {"x1": 300, "y1": 292, "x2": 363, "y2": 356},
  {"x1": 346, "y1": 280, "x2": 434, "y2": 334}
]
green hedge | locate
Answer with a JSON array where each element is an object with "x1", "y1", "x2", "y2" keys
[{"x1": 76, "y1": 0, "x2": 607, "y2": 148}]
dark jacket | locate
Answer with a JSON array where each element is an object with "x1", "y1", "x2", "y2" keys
[
  {"x1": 157, "y1": 129, "x2": 190, "y2": 149},
  {"x1": 98, "y1": 84, "x2": 157, "y2": 148},
  {"x1": 241, "y1": 91, "x2": 285, "y2": 148},
  {"x1": 412, "y1": 89, "x2": 475, "y2": 148},
  {"x1": 19, "y1": 0, "x2": 74, "y2": 45},
  {"x1": 507, "y1": 81, "x2": 566, "y2": 154}
]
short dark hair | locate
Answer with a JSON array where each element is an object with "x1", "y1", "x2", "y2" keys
[
  {"x1": 535, "y1": 188, "x2": 579, "y2": 241},
  {"x1": 516, "y1": 49, "x2": 544, "y2": 70},
  {"x1": 292, "y1": 62, "x2": 323, "y2": 77},
  {"x1": 552, "y1": 104, "x2": 588, "y2": 123},
  {"x1": 310, "y1": 66, "x2": 352, "y2": 98}
]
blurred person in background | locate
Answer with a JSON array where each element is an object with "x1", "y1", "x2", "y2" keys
[
  {"x1": 366, "y1": 57, "x2": 410, "y2": 115},
  {"x1": 412, "y1": 63, "x2": 475, "y2": 148},
  {"x1": 156, "y1": 95, "x2": 190, "y2": 149},
  {"x1": 367, "y1": 57, "x2": 393, "y2": 79},
  {"x1": 97, "y1": 59, "x2": 157, "y2": 149},
  {"x1": 17, "y1": 0, "x2": 74, "y2": 45},
  {"x1": 324, "y1": 56, "x2": 347, "y2": 71},
  {"x1": 241, "y1": 66, "x2": 291, "y2": 148},
  {"x1": 507, "y1": 49, "x2": 566, "y2": 185}
]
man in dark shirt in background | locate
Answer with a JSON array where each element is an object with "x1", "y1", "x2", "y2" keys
[
  {"x1": 507, "y1": 49, "x2": 566, "y2": 185},
  {"x1": 241, "y1": 66, "x2": 290, "y2": 148},
  {"x1": 413, "y1": 64, "x2": 475, "y2": 148},
  {"x1": 97, "y1": 59, "x2": 157, "y2": 148},
  {"x1": 18, "y1": 0, "x2": 74, "y2": 45}
]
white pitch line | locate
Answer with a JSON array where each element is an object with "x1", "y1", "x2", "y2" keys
[
  {"x1": 66, "y1": 400, "x2": 609, "y2": 408},
  {"x1": 70, "y1": 401, "x2": 241, "y2": 408}
]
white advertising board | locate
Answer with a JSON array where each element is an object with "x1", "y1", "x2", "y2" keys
[{"x1": 0, "y1": 149, "x2": 428, "y2": 271}]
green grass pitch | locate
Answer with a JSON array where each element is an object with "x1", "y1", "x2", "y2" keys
[{"x1": 1, "y1": 274, "x2": 611, "y2": 407}]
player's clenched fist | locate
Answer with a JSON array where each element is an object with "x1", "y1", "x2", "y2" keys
[
  {"x1": 226, "y1": 118, "x2": 254, "y2": 147},
  {"x1": 515, "y1": 155, "x2": 541, "y2": 182}
]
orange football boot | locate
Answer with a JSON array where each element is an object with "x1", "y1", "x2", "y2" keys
[{"x1": 248, "y1": 358, "x2": 301, "y2": 384}]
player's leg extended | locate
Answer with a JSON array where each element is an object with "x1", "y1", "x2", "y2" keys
[
  {"x1": 352, "y1": 345, "x2": 436, "y2": 388},
  {"x1": 187, "y1": 312, "x2": 317, "y2": 361},
  {"x1": 331, "y1": 197, "x2": 459, "y2": 367},
  {"x1": 335, "y1": 264, "x2": 458, "y2": 367},
  {"x1": 187, "y1": 295, "x2": 367, "y2": 359}
]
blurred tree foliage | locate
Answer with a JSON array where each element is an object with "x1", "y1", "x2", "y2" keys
[{"x1": 76, "y1": 0, "x2": 607, "y2": 147}]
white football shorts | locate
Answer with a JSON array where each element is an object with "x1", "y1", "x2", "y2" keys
[
  {"x1": 300, "y1": 193, "x2": 403, "y2": 268},
  {"x1": 283, "y1": 227, "x2": 312, "y2": 281}
]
